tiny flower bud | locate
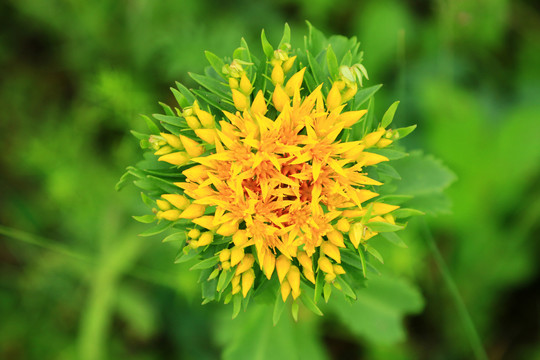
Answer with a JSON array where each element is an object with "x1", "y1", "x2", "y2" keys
[
  {"x1": 326, "y1": 82, "x2": 342, "y2": 110},
  {"x1": 239, "y1": 73, "x2": 253, "y2": 94},
  {"x1": 321, "y1": 242, "x2": 341, "y2": 263},
  {"x1": 160, "y1": 132, "x2": 183, "y2": 149},
  {"x1": 230, "y1": 246, "x2": 245, "y2": 267},
  {"x1": 232, "y1": 230, "x2": 248, "y2": 247},
  {"x1": 162, "y1": 194, "x2": 190, "y2": 210},
  {"x1": 232, "y1": 89, "x2": 249, "y2": 111},
  {"x1": 242, "y1": 269, "x2": 255, "y2": 297},
  {"x1": 182, "y1": 165, "x2": 209, "y2": 182},
  {"x1": 197, "y1": 231, "x2": 214, "y2": 246},
  {"x1": 156, "y1": 199, "x2": 171, "y2": 211},
  {"x1": 220, "y1": 249, "x2": 231, "y2": 262},
  {"x1": 159, "y1": 209, "x2": 181, "y2": 221},
  {"x1": 158, "y1": 152, "x2": 190, "y2": 166},
  {"x1": 276, "y1": 255, "x2": 291, "y2": 283},
  {"x1": 326, "y1": 229, "x2": 345, "y2": 248},
  {"x1": 185, "y1": 115, "x2": 202, "y2": 129},
  {"x1": 336, "y1": 218, "x2": 350, "y2": 233},
  {"x1": 236, "y1": 254, "x2": 255, "y2": 275},
  {"x1": 187, "y1": 228, "x2": 201, "y2": 239},
  {"x1": 179, "y1": 204, "x2": 206, "y2": 219},
  {"x1": 318, "y1": 256, "x2": 334, "y2": 274},
  {"x1": 271, "y1": 63, "x2": 285, "y2": 85},
  {"x1": 179, "y1": 135, "x2": 204, "y2": 157}
]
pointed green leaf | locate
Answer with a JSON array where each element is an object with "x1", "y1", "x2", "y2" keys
[
  {"x1": 326, "y1": 44, "x2": 339, "y2": 79},
  {"x1": 261, "y1": 29, "x2": 274, "y2": 58},
  {"x1": 381, "y1": 231, "x2": 408, "y2": 248},
  {"x1": 273, "y1": 293, "x2": 287, "y2": 325},
  {"x1": 396, "y1": 124, "x2": 416, "y2": 139},
  {"x1": 382, "y1": 101, "x2": 400, "y2": 128},
  {"x1": 132, "y1": 214, "x2": 155, "y2": 224},
  {"x1": 205, "y1": 51, "x2": 227, "y2": 80},
  {"x1": 366, "y1": 222, "x2": 404, "y2": 232},
  {"x1": 190, "y1": 255, "x2": 220, "y2": 270},
  {"x1": 139, "y1": 221, "x2": 173, "y2": 237}
]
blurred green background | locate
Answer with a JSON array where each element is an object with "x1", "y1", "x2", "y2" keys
[{"x1": 1, "y1": 0, "x2": 539, "y2": 359}]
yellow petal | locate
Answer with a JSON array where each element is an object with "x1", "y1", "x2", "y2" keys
[
  {"x1": 349, "y1": 223, "x2": 363, "y2": 248},
  {"x1": 182, "y1": 165, "x2": 209, "y2": 182},
  {"x1": 326, "y1": 82, "x2": 342, "y2": 111},
  {"x1": 357, "y1": 152, "x2": 389, "y2": 166},
  {"x1": 197, "y1": 231, "x2": 214, "y2": 246},
  {"x1": 287, "y1": 266, "x2": 301, "y2": 298},
  {"x1": 336, "y1": 218, "x2": 350, "y2": 233},
  {"x1": 276, "y1": 255, "x2": 291, "y2": 283},
  {"x1": 179, "y1": 203, "x2": 206, "y2": 219},
  {"x1": 216, "y1": 220, "x2": 239, "y2": 236},
  {"x1": 372, "y1": 202, "x2": 399, "y2": 215},
  {"x1": 162, "y1": 194, "x2": 190, "y2": 210},
  {"x1": 160, "y1": 132, "x2": 183, "y2": 149},
  {"x1": 230, "y1": 246, "x2": 245, "y2": 267},
  {"x1": 251, "y1": 90, "x2": 267, "y2": 116},
  {"x1": 179, "y1": 135, "x2": 204, "y2": 157},
  {"x1": 318, "y1": 256, "x2": 334, "y2": 274},
  {"x1": 271, "y1": 63, "x2": 284, "y2": 85},
  {"x1": 263, "y1": 252, "x2": 276, "y2": 279},
  {"x1": 239, "y1": 73, "x2": 253, "y2": 94},
  {"x1": 232, "y1": 89, "x2": 249, "y2": 111},
  {"x1": 326, "y1": 229, "x2": 345, "y2": 247},
  {"x1": 156, "y1": 199, "x2": 171, "y2": 211},
  {"x1": 195, "y1": 108, "x2": 215, "y2": 128},
  {"x1": 321, "y1": 242, "x2": 341, "y2": 263},
  {"x1": 232, "y1": 230, "x2": 249, "y2": 247},
  {"x1": 363, "y1": 129, "x2": 385, "y2": 148},
  {"x1": 158, "y1": 152, "x2": 190, "y2": 166},
  {"x1": 272, "y1": 84, "x2": 289, "y2": 112},
  {"x1": 158, "y1": 209, "x2": 181, "y2": 221},
  {"x1": 192, "y1": 215, "x2": 219, "y2": 230},
  {"x1": 339, "y1": 110, "x2": 367, "y2": 128},
  {"x1": 242, "y1": 269, "x2": 255, "y2": 297},
  {"x1": 194, "y1": 129, "x2": 217, "y2": 144},
  {"x1": 236, "y1": 254, "x2": 255, "y2": 275},
  {"x1": 285, "y1": 67, "x2": 306, "y2": 97}
]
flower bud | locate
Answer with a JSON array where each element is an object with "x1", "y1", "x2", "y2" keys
[
  {"x1": 336, "y1": 218, "x2": 350, "y2": 233},
  {"x1": 179, "y1": 203, "x2": 206, "y2": 219},
  {"x1": 276, "y1": 255, "x2": 291, "y2": 283},
  {"x1": 158, "y1": 152, "x2": 190, "y2": 166},
  {"x1": 187, "y1": 228, "x2": 201, "y2": 239},
  {"x1": 162, "y1": 194, "x2": 190, "y2": 210},
  {"x1": 242, "y1": 269, "x2": 255, "y2": 297},
  {"x1": 179, "y1": 135, "x2": 204, "y2": 157},
  {"x1": 197, "y1": 231, "x2": 213, "y2": 246},
  {"x1": 271, "y1": 64, "x2": 284, "y2": 85}
]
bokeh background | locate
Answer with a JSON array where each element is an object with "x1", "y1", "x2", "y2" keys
[{"x1": 1, "y1": 0, "x2": 539, "y2": 359}]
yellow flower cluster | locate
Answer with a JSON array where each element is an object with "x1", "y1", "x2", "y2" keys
[{"x1": 151, "y1": 57, "x2": 398, "y2": 302}]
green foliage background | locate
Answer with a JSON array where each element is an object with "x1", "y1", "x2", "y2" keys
[{"x1": 1, "y1": 0, "x2": 539, "y2": 359}]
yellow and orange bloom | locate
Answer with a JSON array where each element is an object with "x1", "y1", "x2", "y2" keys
[{"x1": 128, "y1": 25, "x2": 414, "y2": 316}]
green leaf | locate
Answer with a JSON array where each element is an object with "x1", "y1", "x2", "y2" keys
[
  {"x1": 392, "y1": 208, "x2": 425, "y2": 218},
  {"x1": 175, "y1": 81, "x2": 196, "y2": 104},
  {"x1": 382, "y1": 101, "x2": 400, "y2": 128},
  {"x1": 323, "y1": 282, "x2": 332, "y2": 303},
  {"x1": 396, "y1": 124, "x2": 416, "y2": 139},
  {"x1": 190, "y1": 256, "x2": 219, "y2": 270},
  {"x1": 291, "y1": 301, "x2": 299, "y2": 322},
  {"x1": 115, "y1": 172, "x2": 131, "y2": 191},
  {"x1": 299, "y1": 286, "x2": 323, "y2": 316},
  {"x1": 341, "y1": 249, "x2": 366, "y2": 276},
  {"x1": 381, "y1": 232, "x2": 408, "y2": 248},
  {"x1": 370, "y1": 148, "x2": 409, "y2": 160},
  {"x1": 261, "y1": 29, "x2": 274, "y2": 58},
  {"x1": 273, "y1": 293, "x2": 287, "y2": 325},
  {"x1": 314, "y1": 271, "x2": 324, "y2": 303},
  {"x1": 306, "y1": 21, "x2": 326, "y2": 55},
  {"x1": 132, "y1": 214, "x2": 155, "y2": 224},
  {"x1": 202, "y1": 276, "x2": 218, "y2": 302},
  {"x1": 153, "y1": 114, "x2": 183, "y2": 127},
  {"x1": 139, "y1": 221, "x2": 173, "y2": 237},
  {"x1": 377, "y1": 163, "x2": 401, "y2": 180},
  {"x1": 171, "y1": 87, "x2": 189, "y2": 108},
  {"x1": 353, "y1": 84, "x2": 382, "y2": 109},
  {"x1": 217, "y1": 269, "x2": 235, "y2": 292},
  {"x1": 306, "y1": 50, "x2": 324, "y2": 86},
  {"x1": 232, "y1": 294, "x2": 242, "y2": 319},
  {"x1": 205, "y1": 51, "x2": 226, "y2": 80},
  {"x1": 392, "y1": 151, "x2": 457, "y2": 196},
  {"x1": 365, "y1": 245, "x2": 384, "y2": 264},
  {"x1": 336, "y1": 276, "x2": 357, "y2": 299},
  {"x1": 162, "y1": 231, "x2": 186, "y2": 243},
  {"x1": 141, "y1": 115, "x2": 160, "y2": 135},
  {"x1": 366, "y1": 222, "x2": 404, "y2": 232},
  {"x1": 329, "y1": 275, "x2": 424, "y2": 345},
  {"x1": 278, "y1": 23, "x2": 291, "y2": 50},
  {"x1": 174, "y1": 247, "x2": 200, "y2": 264},
  {"x1": 326, "y1": 44, "x2": 339, "y2": 79},
  {"x1": 130, "y1": 130, "x2": 149, "y2": 140},
  {"x1": 189, "y1": 72, "x2": 232, "y2": 100},
  {"x1": 219, "y1": 305, "x2": 328, "y2": 360},
  {"x1": 158, "y1": 101, "x2": 175, "y2": 116}
]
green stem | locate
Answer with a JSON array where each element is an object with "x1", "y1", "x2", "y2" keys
[{"x1": 421, "y1": 219, "x2": 488, "y2": 360}]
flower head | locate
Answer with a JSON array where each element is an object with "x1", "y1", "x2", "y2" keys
[{"x1": 125, "y1": 24, "x2": 415, "y2": 318}]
